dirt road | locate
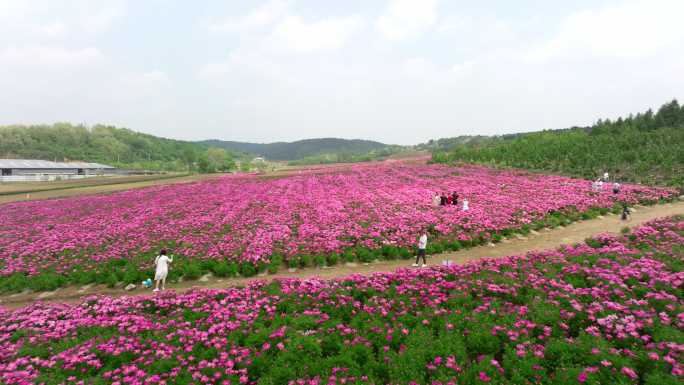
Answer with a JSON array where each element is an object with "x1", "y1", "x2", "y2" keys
[{"x1": 2, "y1": 200, "x2": 682, "y2": 310}]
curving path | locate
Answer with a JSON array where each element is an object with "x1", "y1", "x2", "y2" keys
[{"x1": 2, "y1": 199, "x2": 683, "y2": 310}]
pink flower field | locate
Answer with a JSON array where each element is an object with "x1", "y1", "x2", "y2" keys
[
  {"x1": 0, "y1": 215, "x2": 682, "y2": 384},
  {"x1": 0, "y1": 163, "x2": 675, "y2": 282}
]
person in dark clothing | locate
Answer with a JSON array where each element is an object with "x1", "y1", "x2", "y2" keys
[
  {"x1": 621, "y1": 203, "x2": 631, "y2": 221},
  {"x1": 440, "y1": 193, "x2": 447, "y2": 206},
  {"x1": 451, "y1": 192, "x2": 459, "y2": 205}
]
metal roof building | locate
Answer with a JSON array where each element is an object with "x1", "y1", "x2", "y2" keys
[
  {"x1": 1, "y1": 159, "x2": 116, "y2": 181},
  {"x1": 0, "y1": 159, "x2": 114, "y2": 169}
]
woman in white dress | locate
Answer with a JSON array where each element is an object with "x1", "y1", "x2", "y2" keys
[
  {"x1": 432, "y1": 193, "x2": 441, "y2": 207},
  {"x1": 153, "y1": 249, "x2": 173, "y2": 292},
  {"x1": 462, "y1": 198, "x2": 469, "y2": 211}
]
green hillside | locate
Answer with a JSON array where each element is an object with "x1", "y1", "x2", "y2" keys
[
  {"x1": 200, "y1": 138, "x2": 389, "y2": 161},
  {"x1": 432, "y1": 100, "x2": 684, "y2": 188},
  {"x1": 0, "y1": 123, "x2": 236, "y2": 172}
]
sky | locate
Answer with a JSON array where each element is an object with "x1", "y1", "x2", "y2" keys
[{"x1": 0, "y1": 0, "x2": 683, "y2": 145}]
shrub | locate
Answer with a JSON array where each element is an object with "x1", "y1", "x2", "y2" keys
[
  {"x1": 0, "y1": 273, "x2": 29, "y2": 293},
  {"x1": 240, "y1": 263, "x2": 257, "y2": 277},
  {"x1": 28, "y1": 271, "x2": 66, "y2": 292},
  {"x1": 343, "y1": 249, "x2": 356, "y2": 263},
  {"x1": 585, "y1": 238, "x2": 603, "y2": 248},
  {"x1": 211, "y1": 260, "x2": 232, "y2": 277},
  {"x1": 356, "y1": 248, "x2": 373, "y2": 263},
  {"x1": 183, "y1": 262, "x2": 202, "y2": 280},
  {"x1": 326, "y1": 253, "x2": 340, "y2": 266}
]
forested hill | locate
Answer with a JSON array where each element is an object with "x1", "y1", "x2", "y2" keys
[
  {"x1": 432, "y1": 100, "x2": 684, "y2": 187},
  {"x1": 0, "y1": 124, "x2": 230, "y2": 172},
  {"x1": 199, "y1": 138, "x2": 388, "y2": 161},
  {"x1": 0, "y1": 124, "x2": 391, "y2": 170}
]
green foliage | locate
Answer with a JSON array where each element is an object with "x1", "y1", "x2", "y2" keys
[
  {"x1": 182, "y1": 262, "x2": 202, "y2": 280},
  {"x1": 433, "y1": 100, "x2": 684, "y2": 187},
  {"x1": 210, "y1": 260, "x2": 233, "y2": 277},
  {"x1": 268, "y1": 254, "x2": 283, "y2": 274},
  {"x1": 240, "y1": 263, "x2": 257, "y2": 277},
  {"x1": 28, "y1": 271, "x2": 66, "y2": 292},
  {"x1": 0, "y1": 123, "x2": 238, "y2": 172}
]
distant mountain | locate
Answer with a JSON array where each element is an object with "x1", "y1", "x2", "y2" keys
[
  {"x1": 0, "y1": 123, "x2": 393, "y2": 170},
  {"x1": 199, "y1": 138, "x2": 389, "y2": 161}
]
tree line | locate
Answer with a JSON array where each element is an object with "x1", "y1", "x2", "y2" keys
[
  {"x1": 432, "y1": 100, "x2": 684, "y2": 188},
  {"x1": 0, "y1": 123, "x2": 238, "y2": 173}
]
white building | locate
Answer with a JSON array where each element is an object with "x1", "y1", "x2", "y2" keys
[{"x1": 0, "y1": 159, "x2": 116, "y2": 182}]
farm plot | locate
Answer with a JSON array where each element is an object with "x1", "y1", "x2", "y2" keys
[
  {"x1": 0, "y1": 163, "x2": 675, "y2": 291},
  {"x1": 0, "y1": 215, "x2": 682, "y2": 384}
]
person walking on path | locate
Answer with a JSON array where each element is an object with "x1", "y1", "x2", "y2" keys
[
  {"x1": 153, "y1": 249, "x2": 173, "y2": 292},
  {"x1": 412, "y1": 230, "x2": 428, "y2": 267},
  {"x1": 621, "y1": 203, "x2": 631, "y2": 221}
]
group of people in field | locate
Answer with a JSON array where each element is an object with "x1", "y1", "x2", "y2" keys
[
  {"x1": 592, "y1": 172, "x2": 631, "y2": 221},
  {"x1": 432, "y1": 191, "x2": 469, "y2": 211},
  {"x1": 592, "y1": 171, "x2": 622, "y2": 195}
]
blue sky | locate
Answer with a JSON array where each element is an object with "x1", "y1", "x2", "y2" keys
[{"x1": 0, "y1": 0, "x2": 682, "y2": 145}]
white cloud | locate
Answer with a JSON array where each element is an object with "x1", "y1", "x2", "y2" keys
[
  {"x1": 207, "y1": 0, "x2": 289, "y2": 32},
  {"x1": 0, "y1": 45, "x2": 102, "y2": 70},
  {"x1": 79, "y1": 2, "x2": 126, "y2": 34},
  {"x1": 439, "y1": 14, "x2": 511, "y2": 37},
  {"x1": 0, "y1": 0, "x2": 32, "y2": 21},
  {"x1": 268, "y1": 15, "x2": 365, "y2": 53},
  {"x1": 199, "y1": 50, "x2": 284, "y2": 81},
  {"x1": 402, "y1": 57, "x2": 435, "y2": 77},
  {"x1": 451, "y1": 60, "x2": 474, "y2": 74},
  {"x1": 401, "y1": 56, "x2": 473, "y2": 86},
  {"x1": 375, "y1": 0, "x2": 439, "y2": 41},
  {"x1": 122, "y1": 70, "x2": 170, "y2": 86},
  {"x1": 206, "y1": 1, "x2": 365, "y2": 56},
  {"x1": 116, "y1": 70, "x2": 171, "y2": 101},
  {"x1": 34, "y1": 21, "x2": 67, "y2": 38},
  {"x1": 525, "y1": 0, "x2": 684, "y2": 62}
]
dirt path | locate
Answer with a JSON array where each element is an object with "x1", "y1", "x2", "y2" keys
[{"x1": 1, "y1": 200, "x2": 683, "y2": 310}]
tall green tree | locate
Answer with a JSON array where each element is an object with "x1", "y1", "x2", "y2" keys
[{"x1": 433, "y1": 100, "x2": 684, "y2": 188}]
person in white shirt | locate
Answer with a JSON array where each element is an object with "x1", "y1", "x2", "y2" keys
[
  {"x1": 412, "y1": 230, "x2": 428, "y2": 267},
  {"x1": 462, "y1": 198, "x2": 469, "y2": 211},
  {"x1": 153, "y1": 249, "x2": 173, "y2": 292},
  {"x1": 432, "y1": 193, "x2": 441, "y2": 207},
  {"x1": 612, "y1": 182, "x2": 621, "y2": 195},
  {"x1": 603, "y1": 172, "x2": 609, "y2": 182}
]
